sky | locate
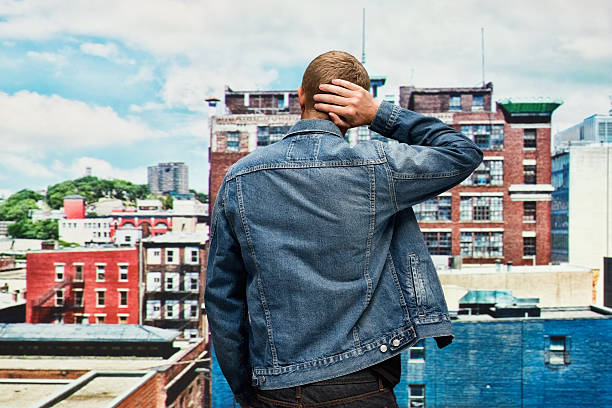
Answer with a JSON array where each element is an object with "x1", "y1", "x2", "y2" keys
[{"x1": 0, "y1": 0, "x2": 610, "y2": 198}]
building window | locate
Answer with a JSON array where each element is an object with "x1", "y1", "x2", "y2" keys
[
  {"x1": 96, "y1": 315, "x2": 105, "y2": 324},
  {"x1": 413, "y1": 196, "x2": 451, "y2": 221},
  {"x1": 185, "y1": 247, "x2": 199, "y2": 264},
  {"x1": 146, "y1": 272, "x2": 162, "y2": 292},
  {"x1": 125, "y1": 235, "x2": 131, "y2": 243},
  {"x1": 165, "y1": 300, "x2": 179, "y2": 319},
  {"x1": 423, "y1": 232, "x2": 452, "y2": 255},
  {"x1": 524, "y1": 164, "x2": 537, "y2": 184},
  {"x1": 460, "y1": 231, "x2": 503, "y2": 258},
  {"x1": 226, "y1": 131, "x2": 240, "y2": 152},
  {"x1": 185, "y1": 273, "x2": 199, "y2": 292},
  {"x1": 257, "y1": 126, "x2": 290, "y2": 146},
  {"x1": 184, "y1": 300, "x2": 199, "y2": 319},
  {"x1": 184, "y1": 329, "x2": 199, "y2": 339},
  {"x1": 165, "y1": 272, "x2": 179, "y2": 292},
  {"x1": 547, "y1": 336, "x2": 570, "y2": 365},
  {"x1": 96, "y1": 264, "x2": 105, "y2": 281},
  {"x1": 54, "y1": 264, "x2": 65, "y2": 282},
  {"x1": 524, "y1": 129, "x2": 537, "y2": 148},
  {"x1": 409, "y1": 384, "x2": 425, "y2": 408},
  {"x1": 147, "y1": 248, "x2": 161, "y2": 264},
  {"x1": 460, "y1": 196, "x2": 503, "y2": 221},
  {"x1": 462, "y1": 159, "x2": 503, "y2": 186},
  {"x1": 118, "y1": 314, "x2": 129, "y2": 324},
  {"x1": 118, "y1": 264, "x2": 129, "y2": 281},
  {"x1": 523, "y1": 202, "x2": 536, "y2": 222},
  {"x1": 96, "y1": 290, "x2": 105, "y2": 307},
  {"x1": 74, "y1": 290, "x2": 83, "y2": 307},
  {"x1": 461, "y1": 125, "x2": 504, "y2": 150},
  {"x1": 118, "y1": 290, "x2": 128, "y2": 307},
  {"x1": 55, "y1": 290, "x2": 64, "y2": 307},
  {"x1": 449, "y1": 95, "x2": 461, "y2": 111},
  {"x1": 409, "y1": 340, "x2": 425, "y2": 362},
  {"x1": 472, "y1": 95, "x2": 484, "y2": 111},
  {"x1": 166, "y1": 248, "x2": 178, "y2": 264},
  {"x1": 74, "y1": 264, "x2": 83, "y2": 282},
  {"x1": 523, "y1": 237, "x2": 536, "y2": 256},
  {"x1": 146, "y1": 300, "x2": 161, "y2": 319},
  {"x1": 75, "y1": 315, "x2": 88, "y2": 324}
]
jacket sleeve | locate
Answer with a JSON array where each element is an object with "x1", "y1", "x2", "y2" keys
[
  {"x1": 205, "y1": 180, "x2": 254, "y2": 406},
  {"x1": 370, "y1": 101, "x2": 483, "y2": 211}
]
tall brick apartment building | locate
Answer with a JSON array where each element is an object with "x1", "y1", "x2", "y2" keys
[
  {"x1": 208, "y1": 83, "x2": 561, "y2": 265},
  {"x1": 400, "y1": 83, "x2": 561, "y2": 265}
]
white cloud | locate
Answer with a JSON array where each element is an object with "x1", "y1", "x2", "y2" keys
[
  {"x1": 0, "y1": 153, "x2": 57, "y2": 179},
  {"x1": 26, "y1": 50, "x2": 66, "y2": 66},
  {"x1": 80, "y1": 41, "x2": 118, "y2": 58},
  {"x1": 129, "y1": 101, "x2": 165, "y2": 113},
  {"x1": 52, "y1": 157, "x2": 147, "y2": 184},
  {"x1": 126, "y1": 65, "x2": 154, "y2": 84},
  {"x1": 0, "y1": 90, "x2": 166, "y2": 155}
]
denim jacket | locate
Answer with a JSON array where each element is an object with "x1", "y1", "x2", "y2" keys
[{"x1": 205, "y1": 101, "x2": 483, "y2": 403}]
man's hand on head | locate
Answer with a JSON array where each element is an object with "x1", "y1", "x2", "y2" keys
[{"x1": 313, "y1": 79, "x2": 380, "y2": 131}]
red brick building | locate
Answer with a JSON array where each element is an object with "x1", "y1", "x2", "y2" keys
[
  {"x1": 400, "y1": 84, "x2": 561, "y2": 265},
  {"x1": 26, "y1": 247, "x2": 140, "y2": 324},
  {"x1": 208, "y1": 83, "x2": 561, "y2": 266}
]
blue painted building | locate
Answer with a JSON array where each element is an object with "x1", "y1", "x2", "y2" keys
[
  {"x1": 396, "y1": 305, "x2": 612, "y2": 407},
  {"x1": 212, "y1": 305, "x2": 611, "y2": 407}
]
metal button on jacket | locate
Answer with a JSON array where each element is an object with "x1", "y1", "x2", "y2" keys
[
  {"x1": 392, "y1": 339, "x2": 401, "y2": 347},
  {"x1": 379, "y1": 345, "x2": 388, "y2": 353}
]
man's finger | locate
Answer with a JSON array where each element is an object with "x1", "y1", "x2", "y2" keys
[
  {"x1": 329, "y1": 112, "x2": 350, "y2": 129},
  {"x1": 314, "y1": 103, "x2": 348, "y2": 116},
  {"x1": 331, "y1": 78, "x2": 366, "y2": 91},
  {"x1": 318, "y1": 83, "x2": 354, "y2": 97},
  {"x1": 313, "y1": 93, "x2": 349, "y2": 106}
]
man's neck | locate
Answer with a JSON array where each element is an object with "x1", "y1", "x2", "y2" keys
[{"x1": 301, "y1": 109, "x2": 330, "y2": 121}]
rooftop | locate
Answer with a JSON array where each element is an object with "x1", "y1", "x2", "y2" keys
[
  {"x1": 497, "y1": 97, "x2": 563, "y2": 115},
  {"x1": 0, "y1": 324, "x2": 178, "y2": 343},
  {"x1": 454, "y1": 305, "x2": 612, "y2": 323},
  {"x1": 142, "y1": 231, "x2": 207, "y2": 245},
  {"x1": 439, "y1": 263, "x2": 592, "y2": 275}
]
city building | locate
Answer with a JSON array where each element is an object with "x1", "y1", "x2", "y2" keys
[
  {"x1": 208, "y1": 87, "x2": 301, "y2": 209},
  {"x1": 438, "y1": 264, "x2": 597, "y2": 309},
  {"x1": 553, "y1": 103, "x2": 612, "y2": 154},
  {"x1": 394, "y1": 303, "x2": 612, "y2": 407},
  {"x1": 0, "y1": 324, "x2": 211, "y2": 408},
  {"x1": 551, "y1": 142, "x2": 612, "y2": 305},
  {"x1": 0, "y1": 266, "x2": 25, "y2": 323},
  {"x1": 398, "y1": 85, "x2": 562, "y2": 265},
  {"x1": 26, "y1": 247, "x2": 139, "y2": 325},
  {"x1": 208, "y1": 82, "x2": 561, "y2": 265},
  {"x1": 148, "y1": 162, "x2": 189, "y2": 195},
  {"x1": 142, "y1": 232, "x2": 208, "y2": 340},
  {"x1": 59, "y1": 217, "x2": 114, "y2": 246}
]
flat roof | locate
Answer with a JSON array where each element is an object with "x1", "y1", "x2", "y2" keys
[
  {"x1": 439, "y1": 264, "x2": 592, "y2": 275},
  {"x1": 0, "y1": 324, "x2": 178, "y2": 343},
  {"x1": 28, "y1": 246, "x2": 136, "y2": 254},
  {"x1": 454, "y1": 306, "x2": 611, "y2": 323},
  {"x1": 497, "y1": 98, "x2": 563, "y2": 114},
  {"x1": 142, "y1": 232, "x2": 206, "y2": 244},
  {"x1": 0, "y1": 380, "x2": 69, "y2": 408}
]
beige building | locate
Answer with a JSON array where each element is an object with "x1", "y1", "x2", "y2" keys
[{"x1": 439, "y1": 264, "x2": 596, "y2": 310}]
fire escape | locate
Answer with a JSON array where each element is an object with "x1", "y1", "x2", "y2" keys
[{"x1": 30, "y1": 276, "x2": 74, "y2": 323}]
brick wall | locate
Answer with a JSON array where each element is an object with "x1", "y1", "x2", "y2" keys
[
  {"x1": 26, "y1": 249, "x2": 139, "y2": 324},
  {"x1": 208, "y1": 152, "x2": 248, "y2": 214}
]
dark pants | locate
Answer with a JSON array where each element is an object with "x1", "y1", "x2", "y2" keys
[{"x1": 252, "y1": 369, "x2": 399, "y2": 408}]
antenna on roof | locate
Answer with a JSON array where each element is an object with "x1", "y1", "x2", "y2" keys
[
  {"x1": 361, "y1": 8, "x2": 366, "y2": 64},
  {"x1": 481, "y1": 27, "x2": 486, "y2": 87}
]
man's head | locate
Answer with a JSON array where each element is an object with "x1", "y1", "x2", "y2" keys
[{"x1": 298, "y1": 51, "x2": 370, "y2": 118}]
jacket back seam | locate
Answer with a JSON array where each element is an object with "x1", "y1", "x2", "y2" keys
[{"x1": 236, "y1": 176, "x2": 279, "y2": 367}]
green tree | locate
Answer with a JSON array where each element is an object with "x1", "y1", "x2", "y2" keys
[
  {"x1": 8, "y1": 219, "x2": 58, "y2": 240},
  {"x1": 46, "y1": 177, "x2": 150, "y2": 209},
  {"x1": 0, "y1": 189, "x2": 43, "y2": 221},
  {"x1": 189, "y1": 189, "x2": 209, "y2": 203}
]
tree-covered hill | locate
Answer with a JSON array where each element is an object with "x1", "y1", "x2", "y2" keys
[{"x1": 46, "y1": 176, "x2": 150, "y2": 209}]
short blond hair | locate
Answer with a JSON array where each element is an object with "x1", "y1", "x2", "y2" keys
[{"x1": 301, "y1": 51, "x2": 370, "y2": 111}]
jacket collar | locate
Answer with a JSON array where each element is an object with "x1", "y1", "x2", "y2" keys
[{"x1": 283, "y1": 119, "x2": 343, "y2": 139}]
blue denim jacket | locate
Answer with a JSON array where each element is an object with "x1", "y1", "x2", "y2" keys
[{"x1": 206, "y1": 102, "x2": 483, "y2": 403}]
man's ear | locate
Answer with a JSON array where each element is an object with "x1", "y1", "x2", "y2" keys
[{"x1": 297, "y1": 86, "x2": 305, "y2": 114}]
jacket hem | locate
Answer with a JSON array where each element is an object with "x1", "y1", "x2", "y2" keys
[{"x1": 253, "y1": 320, "x2": 452, "y2": 390}]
